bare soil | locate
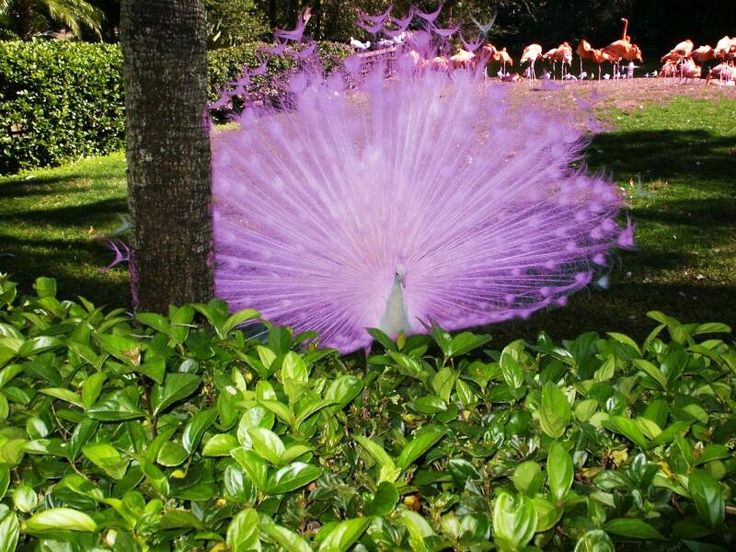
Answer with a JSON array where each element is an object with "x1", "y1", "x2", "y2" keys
[{"x1": 501, "y1": 78, "x2": 736, "y2": 129}]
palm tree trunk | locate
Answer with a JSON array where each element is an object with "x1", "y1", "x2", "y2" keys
[
  {"x1": 13, "y1": 0, "x2": 34, "y2": 39},
  {"x1": 120, "y1": 0, "x2": 213, "y2": 312}
]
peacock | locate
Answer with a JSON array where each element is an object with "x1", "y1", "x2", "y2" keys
[{"x1": 211, "y1": 10, "x2": 633, "y2": 354}]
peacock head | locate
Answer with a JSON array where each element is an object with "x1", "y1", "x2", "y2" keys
[{"x1": 394, "y1": 263, "x2": 407, "y2": 289}]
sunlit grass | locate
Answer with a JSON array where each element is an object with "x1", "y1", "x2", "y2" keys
[{"x1": 0, "y1": 152, "x2": 129, "y2": 307}]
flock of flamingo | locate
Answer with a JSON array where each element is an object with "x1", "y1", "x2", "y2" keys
[{"x1": 347, "y1": 6, "x2": 736, "y2": 85}]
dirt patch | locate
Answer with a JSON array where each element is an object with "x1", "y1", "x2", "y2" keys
[{"x1": 499, "y1": 78, "x2": 736, "y2": 130}]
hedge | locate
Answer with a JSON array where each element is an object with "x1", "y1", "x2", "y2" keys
[
  {"x1": 1, "y1": 276, "x2": 736, "y2": 550},
  {"x1": 0, "y1": 41, "x2": 125, "y2": 175},
  {"x1": 0, "y1": 40, "x2": 352, "y2": 175}
]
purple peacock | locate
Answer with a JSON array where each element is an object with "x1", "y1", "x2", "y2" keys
[{"x1": 211, "y1": 10, "x2": 633, "y2": 354}]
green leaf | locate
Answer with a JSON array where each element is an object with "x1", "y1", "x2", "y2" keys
[
  {"x1": 39, "y1": 387, "x2": 85, "y2": 408},
  {"x1": 294, "y1": 398, "x2": 338, "y2": 429},
  {"x1": 431, "y1": 367, "x2": 457, "y2": 402},
  {"x1": 182, "y1": 408, "x2": 218, "y2": 454},
  {"x1": 260, "y1": 516, "x2": 312, "y2": 552},
  {"x1": 604, "y1": 416, "x2": 649, "y2": 450},
  {"x1": 259, "y1": 400, "x2": 295, "y2": 428},
  {"x1": 353, "y1": 435, "x2": 400, "y2": 483},
  {"x1": 156, "y1": 441, "x2": 188, "y2": 467},
  {"x1": 413, "y1": 395, "x2": 447, "y2": 414},
  {"x1": 574, "y1": 530, "x2": 614, "y2": 552},
  {"x1": 365, "y1": 481, "x2": 399, "y2": 517},
  {"x1": 396, "y1": 425, "x2": 446, "y2": 470},
  {"x1": 603, "y1": 518, "x2": 664, "y2": 540},
  {"x1": 692, "y1": 322, "x2": 731, "y2": 336},
  {"x1": 138, "y1": 354, "x2": 166, "y2": 385},
  {"x1": 202, "y1": 433, "x2": 239, "y2": 456},
  {"x1": 267, "y1": 462, "x2": 322, "y2": 495},
  {"x1": 0, "y1": 466, "x2": 9, "y2": 500},
  {"x1": 547, "y1": 441, "x2": 574, "y2": 503},
  {"x1": 0, "y1": 509, "x2": 20, "y2": 552},
  {"x1": 25, "y1": 508, "x2": 97, "y2": 533},
  {"x1": 151, "y1": 373, "x2": 201, "y2": 415},
  {"x1": 500, "y1": 351, "x2": 524, "y2": 390},
  {"x1": 82, "y1": 443, "x2": 129, "y2": 480},
  {"x1": 539, "y1": 382, "x2": 571, "y2": 439},
  {"x1": 324, "y1": 375, "x2": 363, "y2": 407},
  {"x1": 688, "y1": 469, "x2": 725, "y2": 528},
  {"x1": 34, "y1": 277, "x2": 57, "y2": 298},
  {"x1": 282, "y1": 351, "x2": 309, "y2": 403},
  {"x1": 387, "y1": 351, "x2": 429, "y2": 381},
  {"x1": 606, "y1": 332, "x2": 641, "y2": 356},
  {"x1": 231, "y1": 448, "x2": 269, "y2": 491},
  {"x1": 512, "y1": 461, "x2": 545, "y2": 495},
  {"x1": 223, "y1": 308, "x2": 260, "y2": 335},
  {"x1": 633, "y1": 359, "x2": 668, "y2": 390},
  {"x1": 532, "y1": 496, "x2": 562, "y2": 532},
  {"x1": 136, "y1": 312, "x2": 170, "y2": 336},
  {"x1": 169, "y1": 304, "x2": 195, "y2": 344},
  {"x1": 140, "y1": 460, "x2": 170, "y2": 497},
  {"x1": 446, "y1": 331, "x2": 491, "y2": 358},
  {"x1": 492, "y1": 491, "x2": 538, "y2": 552},
  {"x1": 226, "y1": 508, "x2": 260, "y2": 551},
  {"x1": 455, "y1": 379, "x2": 476, "y2": 407},
  {"x1": 18, "y1": 336, "x2": 64, "y2": 357},
  {"x1": 12, "y1": 484, "x2": 37, "y2": 513},
  {"x1": 87, "y1": 389, "x2": 146, "y2": 421},
  {"x1": 249, "y1": 427, "x2": 286, "y2": 465},
  {"x1": 81, "y1": 373, "x2": 107, "y2": 408},
  {"x1": 317, "y1": 517, "x2": 372, "y2": 552},
  {"x1": 399, "y1": 510, "x2": 436, "y2": 552}
]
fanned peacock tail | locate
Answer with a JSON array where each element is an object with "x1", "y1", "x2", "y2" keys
[{"x1": 212, "y1": 15, "x2": 633, "y2": 354}]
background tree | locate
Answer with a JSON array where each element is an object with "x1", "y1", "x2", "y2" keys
[
  {"x1": 0, "y1": 0, "x2": 103, "y2": 39},
  {"x1": 204, "y1": 0, "x2": 269, "y2": 48},
  {"x1": 121, "y1": 0, "x2": 213, "y2": 312}
]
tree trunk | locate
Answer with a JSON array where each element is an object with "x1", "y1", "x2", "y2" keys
[{"x1": 120, "y1": 0, "x2": 213, "y2": 312}]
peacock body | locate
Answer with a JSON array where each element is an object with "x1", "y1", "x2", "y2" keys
[{"x1": 212, "y1": 34, "x2": 632, "y2": 353}]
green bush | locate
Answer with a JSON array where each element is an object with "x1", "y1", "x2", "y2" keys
[
  {"x1": 205, "y1": 0, "x2": 270, "y2": 48},
  {"x1": 0, "y1": 275, "x2": 735, "y2": 550},
  {"x1": 0, "y1": 40, "x2": 352, "y2": 174},
  {"x1": 0, "y1": 41, "x2": 125, "y2": 175}
]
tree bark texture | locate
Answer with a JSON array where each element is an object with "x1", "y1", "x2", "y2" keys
[{"x1": 120, "y1": 0, "x2": 213, "y2": 312}]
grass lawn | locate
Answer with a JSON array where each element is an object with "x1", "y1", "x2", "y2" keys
[{"x1": 1, "y1": 96, "x2": 735, "y2": 342}]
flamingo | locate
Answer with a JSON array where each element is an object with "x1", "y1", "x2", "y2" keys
[
  {"x1": 546, "y1": 42, "x2": 573, "y2": 79},
  {"x1": 474, "y1": 43, "x2": 497, "y2": 76},
  {"x1": 689, "y1": 45, "x2": 715, "y2": 64},
  {"x1": 590, "y1": 48, "x2": 614, "y2": 80},
  {"x1": 661, "y1": 39, "x2": 694, "y2": 63},
  {"x1": 713, "y1": 36, "x2": 732, "y2": 60},
  {"x1": 680, "y1": 58, "x2": 702, "y2": 81},
  {"x1": 576, "y1": 39, "x2": 595, "y2": 74},
  {"x1": 449, "y1": 48, "x2": 475, "y2": 69},
  {"x1": 494, "y1": 47, "x2": 513, "y2": 75},
  {"x1": 521, "y1": 43, "x2": 543, "y2": 80}
]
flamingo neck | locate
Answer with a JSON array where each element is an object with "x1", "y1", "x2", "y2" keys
[{"x1": 621, "y1": 18, "x2": 629, "y2": 41}]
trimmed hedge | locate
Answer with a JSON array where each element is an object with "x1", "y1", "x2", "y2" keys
[
  {"x1": 1, "y1": 275, "x2": 735, "y2": 550},
  {"x1": 0, "y1": 41, "x2": 125, "y2": 175},
  {"x1": 0, "y1": 40, "x2": 352, "y2": 175}
]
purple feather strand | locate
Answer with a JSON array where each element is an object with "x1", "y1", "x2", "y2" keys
[{"x1": 212, "y1": 34, "x2": 632, "y2": 354}]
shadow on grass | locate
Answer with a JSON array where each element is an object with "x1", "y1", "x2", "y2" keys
[
  {"x1": 493, "y1": 279, "x2": 736, "y2": 344},
  {"x1": 0, "y1": 198, "x2": 128, "y2": 227},
  {"x1": 587, "y1": 128, "x2": 736, "y2": 190},
  {"x1": 0, "y1": 173, "x2": 124, "y2": 199}
]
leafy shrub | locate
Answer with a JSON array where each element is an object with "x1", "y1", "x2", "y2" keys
[
  {"x1": 205, "y1": 0, "x2": 270, "y2": 48},
  {"x1": 0, "y1": 41, "x2": 125, "y2": 174},
  {"x1": 0, "y1": 40, "x2": 352, "y2": 174},
  {"x1": 206, "y1": 41, "x2": 352, "y2": 106},
  {"x1": 0, "y1": 275, "x2": 734, "y2": 551}
]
